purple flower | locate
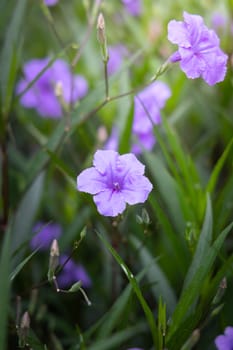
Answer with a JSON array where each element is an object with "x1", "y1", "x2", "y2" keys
[
  {"x1": 133, "y1": 81, "x2": 171, "y2": 135},
  {"x1": 57, "y1": 254, "x2": 91, "y2": 289},
  {"x1": 16, "y1": 58, "x2": 88, "y2": 118},
  {"x1": 122, "y1": 0, "x2": 142, "y2": 17},
  {"x1": 107, "y1": 45, "x2": 127, "y2": 76},
  {"x1": 131, "y1": 129, "x2": 156, "y2": 155},
  {"x1": 215, "y1": 327, "x2": 233, "y2": 350},
  {"x1": 77, "y1": 150, "x2": 153, "y2": 217},
  {"x1": 168, "y1": 11, "x2": 228, "y2": 85},
  {"x1": 105, "y1": 81, "x2": 171, "y2": 154},
  {"x1": 211, "y1": 12, "x2": 227, "y2": 31},
  {"x1": 104, "y1": 126, "x2": 119, "y2": 151},
  {"x1": 30, "y1": 222, "x2": 62, "y2": 251},
  {"x1": 44, "y1": 0, "x2": 59, "y2": 6}
]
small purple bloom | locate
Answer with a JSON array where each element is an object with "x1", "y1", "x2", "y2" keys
[
  {"x1": 105, "y1": 81, "x2": 170, "y2": 155},
  {"x1": 57, "y1": 254, "x2": 91, "y2": 289},
  {"x1": 104, "y1": 126, "x2": 119, "y2": 151},
  {"x1": 211, "y1": 12, "x2": 227, "y2": 31},
  {"x1": 44, "y1": 0, "x2": 59, "y2": 6},
  {"x1": 30, "y1": 222, "x2": 62, "y2": 251},
  {"x1": 133, "y1": 81, "x2": 171, "y2": 135},
  {"x1": 77, "y1": 150, "x2": 153, "y2": 217},
  {"x1": 215, "y1": 327, "x2": 233, "y2": 350},
  {"x1": 16, "y1": 58, "x2": 88, "y2": 118},
  {"x1": 107, "y1": 45, "x2": 127, "y2": 76},
  {"x1": 122, "y1": 0, "x2": 142, "y2": 17},
  {"x1": 168, "y1": 11, "x2": 228, "y2": 85}
]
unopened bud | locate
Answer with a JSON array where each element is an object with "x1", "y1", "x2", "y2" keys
[
  {"x1": 48, "y1": 239, "x2": 60, "y2": 282},
  {"x1": 54, "y1": 81, "x2": 63, "y2": 98},
  {"x1": 20, "y1": 311, "x2": 30, "y2": 330},
  {"x1": 18, "y1": 311, "x2": 30, "y2": 347},
  {"x1": 97, "y1": 13, "x2": 105, "y2": 44},
  {"x1": 97, "y1": 13, "x2": 109, "y2": 63}
]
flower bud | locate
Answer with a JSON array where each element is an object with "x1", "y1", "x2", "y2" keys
[
  {"x1": 97, "y1": 13, "x2": 109, "y2": 63},
  {"x1": 48, "y1": 239, "x2": 60, "y2": 282},
  {"x1": 18, "y1": 311, "x2": 30, "y2": 347}
]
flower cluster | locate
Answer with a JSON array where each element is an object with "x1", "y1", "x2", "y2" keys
[
  {"x1": 17, "y1": 58, "x2": 88, "y2": 118},
  {"x1": 168, "y1": 11, "x2": 228, "y2": 85},
  {"x1": 30, "y1": 223, "x2": 91, "y2": 288},
  {"x1": 77, "y1": 150, "x2": 153, "y2": 217},
  {"x1": 105, "y1": 81, "x2": 171, "y2": 154},
  {"x1": 215, "y1": 326, "x2": 233, "y2": 350}
]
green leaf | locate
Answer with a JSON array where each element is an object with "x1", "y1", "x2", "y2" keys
[
  {"x1": 183, "y1": 195, "x2": 212, "y2": 290},
  {"x1": 206, "y1": 137, "x2": 233, "y2": 194},
  {"x1": 97, "y1": 231, "x2": 158, "y2": 348},
  {"x1": 0, "y1": 0, "x2": 27, "y2": 116},
  {"x1": 0, "y1": 224, "x2": 11, "y2": 350},
  {"x1": 130, "y1": 236, "x2": 177, "y2": 315},
  {"x1": 167, "y1": 221, "x2": 233, "y2": 346},
  {"x1": 68, "y1": 281, "x2": 82, "y2": 293},
  {"x1": 88, "y1": 323, "x2": 146, "y2": 350},
  {"x1": 10, "y1": 249, "x2": 39, "y2": 282},
  {"x1": 11, "y1": 172, "x2": 45, "y2": 261},
  {"x1": 94, "y1": 269, "x2": 146, "y2": 339},
  {"x1": 144, "y1": 153, "x2": 185, "y2": 233}
]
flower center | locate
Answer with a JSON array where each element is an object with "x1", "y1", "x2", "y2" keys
[{"x1": 113, "y1": 182, "x2": 120, "y2": 191}]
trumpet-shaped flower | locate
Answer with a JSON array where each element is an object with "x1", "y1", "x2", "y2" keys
[
  {"x1": 215, "y1": 327, "x2": 233, "y2": 350},
  {"x1": 168, "y1": 11, "x2": 228, "y2": 85},
  {"x1": 16, "y1": 58, "x2": 88, "y2": 118},
  {"x1": 77, "y1": 150, "x2": 153, "y2": 217}
]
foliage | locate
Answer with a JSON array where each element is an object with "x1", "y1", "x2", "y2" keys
[{"x1": 0, "y1": 0, "x2": 233, "y2": 349}]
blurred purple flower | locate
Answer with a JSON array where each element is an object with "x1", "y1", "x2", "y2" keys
[
  {"x1": 104, "y1": 126, "x2": 119, "y2": 151},
  {"x1": 168, "y1": 11, "x2": 228, "y2": 85},
  {"x1": 105, "y1": 81, "x2": 170, "y2": 154},
  {"x1": 133, "y1": 81, "x2": 171, "y2": 135},
  {"x1": 215, "y1": 327, "x2": 233, "y2": 350},
  {"x1": 131, "y1": 129, "x2": 156, "y2": 154},
  {"x1": 107, "y1": 45, "x2": 127, "y2": 76},
  {"x1": 16, "y1": 58, "x2": 88, "y2": 118},
  {"x1": 44, "y1": 0, "x2": 59, "y2": 6},
  {"x1": 122, "y1": 0, "x2": 142, "y2": 17},
  {"x1": 77, "y1": 150, "x2": 153, "y2": 217},
  {"x1": 30, "y1": 222, "x2": 62, "y2": 251},
  {"x1": 57, "y1": 254, "x2": 91, "y2": 289},
  {"x1": 211, "y1": 12, "x2": 227, "y2": 31}
]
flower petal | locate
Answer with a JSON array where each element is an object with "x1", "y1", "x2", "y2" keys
[
  {"x1": 94, "y1": 190, "x2": 126, "y2": 217},
  {"x1": 77, "y1": 167, "x2": 107, "y2": 194},
  {"x1": 168, "y1": 20, "x2": 190, "y2": 47},
  {"x1": 93, "y1": 150, "x2": 118, "y2": 174},
  {"x1": 122, "y1": 174, "x2": 153, "y2": 204},
  {"x1": 119, "y1": 153, "x2": 145, "y2": 175}
]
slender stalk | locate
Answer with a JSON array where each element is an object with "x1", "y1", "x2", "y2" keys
[{"x1": 104, "y1": 61, "x2": 109, "y2": 100}]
